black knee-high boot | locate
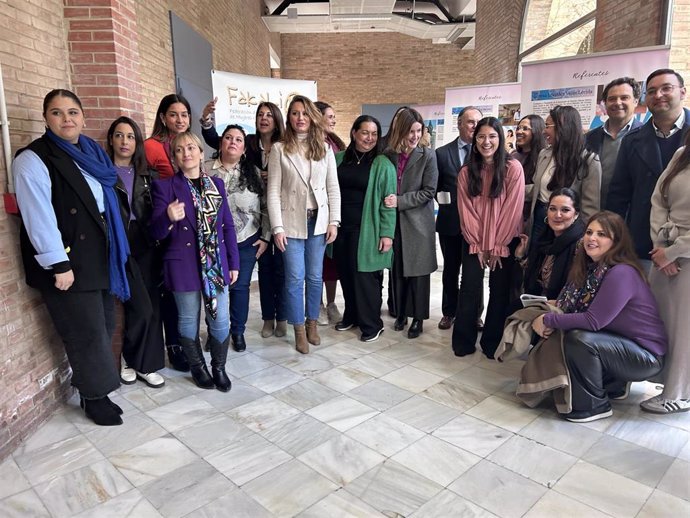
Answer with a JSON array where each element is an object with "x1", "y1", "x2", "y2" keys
[
  {"x1": 180, "y1": 336, "x2": 214, "y2": 389},
  {"x1": 208, "y1": 335, "x2": 232, "y2": 392}
]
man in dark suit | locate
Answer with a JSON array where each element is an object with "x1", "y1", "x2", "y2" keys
[
  {"x1": 435, "y1": 106, "x2": 482, "y2": 329},
  {"x1": 585, "y1": 77, "x2": 643, "y2": 203},
  {"x1": 607, "y1": 68, "x2": 690, "y2": 269}
]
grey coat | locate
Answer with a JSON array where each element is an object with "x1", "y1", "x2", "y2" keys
[{"x1": 385, "y1": 146, "x2": 439, "y2": 277}]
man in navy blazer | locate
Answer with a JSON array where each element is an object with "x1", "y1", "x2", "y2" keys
[
  {"x1": 585, "y1": 77, "x2": 643, "y2": 203},
  {"x1": 435, "y1": 106, "x2": 482, "y2": 329},
  {"x1": 607, "y1": 68, "x2": 689, "y2": 267}
]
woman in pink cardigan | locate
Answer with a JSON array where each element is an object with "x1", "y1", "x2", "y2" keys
[{"x1": 453, "y1": 117, "x2": 525, "y2": 359}]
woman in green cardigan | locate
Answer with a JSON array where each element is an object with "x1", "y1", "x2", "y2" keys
[{"x1": 333, "y1": 115, "x2": 397, "y2": 342}]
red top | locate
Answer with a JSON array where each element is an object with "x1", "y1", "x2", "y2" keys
[
  {"x1": 396, "y1": 152, "x2": 411, "y2": 194},
  {"x1": 457, "y1": 159, "x2": 525, "y2": 257},
  {"x1": 144, "y1": 137, "x2": 174, "y2": 179}
]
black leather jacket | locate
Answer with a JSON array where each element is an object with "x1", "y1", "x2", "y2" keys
[{"x1": 116, "y1": 167, "x2": 158, "y2": 257}]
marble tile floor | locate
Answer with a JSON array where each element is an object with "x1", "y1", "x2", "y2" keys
[{"x1": 2, "y1": 274, "x2": 690, "y2": 517}]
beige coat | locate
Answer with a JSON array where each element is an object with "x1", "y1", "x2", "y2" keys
[
  {"x1": 526, "y1": 147, "x2": 601, "y2": 236},
  {"x1": 267, "y1": 141, "x2": 341, "y2": 238}
]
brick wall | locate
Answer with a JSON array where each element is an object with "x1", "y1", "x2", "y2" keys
[
  {"x1": 280, "y1": 32, "x2": 477, "y2": 141},
  {"x1": 594, "y1": 0, "x2": 664, "y2": 52},
  {"x1": 670, "y1": 0, "x2": 690, "y2": 84},
  {"x1": 0, "y1": 0, "x2": 74, "y2": 460}
]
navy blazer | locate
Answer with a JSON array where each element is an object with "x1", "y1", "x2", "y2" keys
[
  {"x1": 606, "y1": 107, "x2": 690, "y2": 258},
  {"x1": 435, "y1": 138, "x2": 463, "y2": 235},
  {"x1": 150, "y1": 172, "x2": 239, "y2": 292},
  {"x1": 584, "y1": 118, "x2": 643, "y2": 157}
]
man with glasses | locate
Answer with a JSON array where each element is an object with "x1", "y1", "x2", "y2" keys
[
  {"x1": 435, "y1": 106, "x2": 482, "y2": 330},
  {"x1": 586, "y1": 77, "x2": 642, "y2": 203},
  {"x1": 607, "y1": 68, "x2": 689, "y2": 269}
]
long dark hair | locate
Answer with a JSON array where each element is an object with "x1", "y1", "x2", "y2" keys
[
  {"x1": 466, "y1": 117, "x2": 508, "y2": 198},
  {"x1": 315, "y1": 100, "x2": 346, "y2": 151},
  {"x1": 548, "y1": 105, "x2": 593, "y2": 191},
  {"x1": 516, "y1": 114, "x2": 546, "y2": 184},
  {"x1": 219, "y1": 125, "x2": 263, "y2": 195},
  {"x1": 106, "y1": 116, "x2": 148, "y2": 176},
  {"x1": 150, "y1": 93, "x2": 191, "y2": 140},
  {"x1": 253, "y1": 101, "x2": 284, "y2": 144},
  {"x1": 660, "y1": 131, "x2": 690, "y2": 196},
  {"x1": 342, "y1": 115, "x2": 383, "y2": 165},
  {"x1": 568, "y1": 211, "x2": 646, "y2": 285}
]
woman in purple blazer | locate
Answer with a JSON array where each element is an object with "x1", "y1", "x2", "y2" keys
[{"x1": 150, "y1": 132, "x2": 239, "y2": 392}]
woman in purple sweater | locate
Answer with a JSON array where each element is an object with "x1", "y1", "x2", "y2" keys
[{"x1": 532, "y1": 211, "x2": 667, "y2": 423}]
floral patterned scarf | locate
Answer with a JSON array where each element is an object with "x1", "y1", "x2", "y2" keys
[
  {"x1": 556, "y1": 261, "x2": 609, "y2": 314},
  {"x1": 187, "y1": 173, "x2": 225, "y2": 320}
]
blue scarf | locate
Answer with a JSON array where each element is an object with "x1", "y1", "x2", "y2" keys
[{"x1": 45, "y1": 129, "x2": 131, "y2": 301}]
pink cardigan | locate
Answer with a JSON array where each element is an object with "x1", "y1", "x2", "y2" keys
[{"x1": 457, "y1": 159, "x2": 525, "y2": 257}]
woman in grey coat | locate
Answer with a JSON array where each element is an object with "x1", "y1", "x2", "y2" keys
[{"x1": 384, "y1": 108, "x2": 438, "y2": 338}]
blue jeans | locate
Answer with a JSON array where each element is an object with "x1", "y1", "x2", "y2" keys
[
  {"x1": 174, "y1": 288, "x2": 229, "y2": 342},
  {"x1": 258, "y1": 238, "x2": 286, "y2": 321},
  {"x1": 230, "y1": 235, "x2": 259, "y2": 335},
  {"x1": 282, "y1": 217, "x2": 327, "y2": 325}
]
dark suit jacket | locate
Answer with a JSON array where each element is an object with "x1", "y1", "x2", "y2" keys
[
  {"x1": 150, "y1": 172, "x2": 239, "y2": 292},
  {"x1": 435, "y1": 138, "x2": 463, "y2": 235},
  {"x1": 606, "y1": 108, "x2": 690, "y2": 258},
  {"x1": 585, "y1": 118, "x2": 643, "y2": 156}
]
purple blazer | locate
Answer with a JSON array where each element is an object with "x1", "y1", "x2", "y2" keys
[{"x1": 150, "y1": 172, "x2": 239, "y2": 292}]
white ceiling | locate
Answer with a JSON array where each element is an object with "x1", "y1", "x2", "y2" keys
[{"x1": 262, "y1": 0, "x2": 476, "y2": 48}]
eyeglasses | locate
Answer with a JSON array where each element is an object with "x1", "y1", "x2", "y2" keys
[
  {"x1": 645, "y1": 84, "x2": 681, "y2": 97},
  {"x1": 544, "y1": 124, "x2": 556, "y2": 128},
  {"x1": 516, "y1": 125, "x2": 532, "y2": 132}
]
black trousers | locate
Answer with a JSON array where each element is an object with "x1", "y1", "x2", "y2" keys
[
  {"x1": 564, "y1": 330, "x2": 663, "y2": 412},
  {"x1": 391, "y1": 224, "x2": 430, "y2": 320},
  {"x1": 333, "y1": 230, "x2": 384, "y2": 336},
  {"x1": 42, "y1": 287, "x2": 120, "y2": 399},
  {"x1": 122, "y1": 255, "x2": 165, "y2": 373},
  {"x1": 160, "y1": 288, "x2": 179, "y2": 347},
  {"x1": 452, "y1": 237, "x2": 519, "y2": 358},
  {"x1": 439, "y1": 233, "x2": 484, "y2": 318}
]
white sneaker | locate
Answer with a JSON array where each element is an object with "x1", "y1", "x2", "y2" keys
[
  {"x1": 317, "y1": 304, "x2": 329, "y2": 326},
  {"x1": 136, "y1": 371, "x2": 165, "y2": 388},
  {"x1": 640, "y1": 396, "x2": 690, "y2": 414},
  {"x1": 327, "y1": 303, "x2": 342, "y2": 324},
  {"x1": 120, "y1": 360, "x2": 136, "y2": 385}
]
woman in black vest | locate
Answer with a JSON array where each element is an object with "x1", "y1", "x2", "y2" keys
[{"x1": 13, "y1": 89, "x2": 130, "y2": 426}]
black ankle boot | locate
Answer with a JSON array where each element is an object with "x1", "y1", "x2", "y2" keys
[
  {"x1": 232, "y1": 334, "x2": 246, "y2": 352},
  {"x1": 209, "y1": 335, "x2": 232, "y2": 392},
  {"x1": 167, "y1": 345, "x2": 190, "y2": 372},
  {"x1": 394, "y1": 316, "x2": 408, "y2": 331},
  {"x1": 82, "y1": 396, "x2": 123, "y2": 426},
  {"x1": 180, "y1": 337, "x2": 214, "y2": 389},
  {"x1": 408, "y1": 319, "x2": 423, "y2": 339}
]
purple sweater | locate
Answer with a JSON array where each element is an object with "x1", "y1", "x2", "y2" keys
[{"x1": 544, "y1": 264, "x2": 668, "y2": 356}]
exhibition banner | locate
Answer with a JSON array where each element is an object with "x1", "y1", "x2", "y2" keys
[
  {"x1": 211, "y1": 70, "x2": 318, "y2": 134},
  {"x1": 411, "y1": 103, "x2": 445, "y2": 149},
  {"x1": 440, "y1": 83, "x2": 522, "y2": 146},
  {"x1": 520, "y1": 46, "x2": 670, "y2": 130}
]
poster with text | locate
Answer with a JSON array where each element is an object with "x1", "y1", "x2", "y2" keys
[
  {"x1": 440, "y1": 83, "x2": 522, "y2": 146},
  {"x1": 520, "y1": 47, "x2": 670, "y2": 130},
  {"x1": 211, "y1": 70, "x2": 317, "y2": 135},
  {"x1": 412, "y1": 103, "x2": 445, "y2": 149}
]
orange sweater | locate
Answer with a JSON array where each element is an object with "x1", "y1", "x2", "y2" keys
[
  {"x1": 144, "y1": 137, "x2": 174, "y2": 179},
  {"x1": 457, "y1": 159, "x2": 525, "y2": 257}
]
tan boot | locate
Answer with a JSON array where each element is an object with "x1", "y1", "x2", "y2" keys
[
  {"x1": 293, "y1": 324, "x2": 309, "y2": 354},
  {"x1": 275, "y1": 320, "x2": 288, "y2": 337},
  {"x1": 305, "y1": 319, "x2": 321, "y2": 346},
  {"x1": 261, "y1": 319, "x2": 275, "y2": 338}
]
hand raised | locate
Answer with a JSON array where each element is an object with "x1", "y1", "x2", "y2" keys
[{"x1": 167, "y1": 199, "x2": 185, "y2": 222}]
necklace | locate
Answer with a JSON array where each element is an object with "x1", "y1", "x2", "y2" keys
[{"x1": 353, "y1": 150, "x2": 366, "y2": 164}]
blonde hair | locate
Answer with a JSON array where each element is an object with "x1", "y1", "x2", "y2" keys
[
  {"x1": 283, "y1": 95, "x2": 327, "y2": 161},
  {"x1": 171, "y1": 131, "x2": 204, "y2": 171},
  {"x1": 386, "y1": 108, "x2": 424, "y2": 154}
]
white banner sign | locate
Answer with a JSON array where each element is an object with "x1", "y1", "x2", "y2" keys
[
  {"x1": 211, "y1": 70, "x2": 317, "y2": 134},
  {"x1": 520, "y1": 47, "x2": 670, "y2": 130},
  {"x1": 440, "y1": 83, "x2": 522, "y2": 146}
]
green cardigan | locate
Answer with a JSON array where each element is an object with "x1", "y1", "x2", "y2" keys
[{"x1": 335, "y1": 151, "x2": 397, "y2": 272}]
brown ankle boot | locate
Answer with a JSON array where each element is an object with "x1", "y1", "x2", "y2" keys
[
  {"x1": 293, "y1": 324, "x2": 309, "y2": 354},
  {"x1": 305, "y1": 319, "x2": 321, "y2": 346},
  {"x1": 261, "y1": 319, "x2": 275, "y2": 338}
]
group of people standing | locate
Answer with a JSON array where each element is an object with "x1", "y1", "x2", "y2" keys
[{"x1": 13, "y1": 67, "x2": 690, "y2": 427}]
